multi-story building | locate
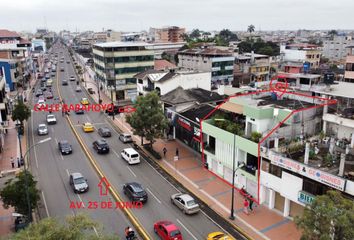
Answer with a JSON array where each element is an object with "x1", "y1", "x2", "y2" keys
[
  {"x1": 234, "y1": 52, "x2": 270, "y2": 87},
  {"x1": 135, "y1": 68, "x2": 211, "y2": 96},
  {"x1": 201, "y1": 90, "x2": 354, "y2": 218},
  {"x1": 150, "y1": 26, "x2": 185, "y2": 43},
  {"x1": 93, "y1": 41, "x2": 154, "y2": 101},
  {"x1": 344, "y1": 46, "x2": 354, "y2": 83},
  {"x1": 178, "y1": 47, "x2": 234, "y2": 88},
  {"x1": 280, "y1": 43, "x2": 321, "y2": 69},
  {"x1": 0, "y1": 29, "x2": 31, "y2": 91},
  {"x1": 322, "y1": 35, "x2": 353, "y2": 63}
]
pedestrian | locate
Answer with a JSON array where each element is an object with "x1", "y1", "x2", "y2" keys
[
  {"x1": 249, "y1": 196, "x2": 254, "y2": 212},
  {"x1": 243, "y1": 198, "x2": 249, "y2": 215},
  {"x1": 176, "y1": 148, "x2": 179, "y2": 157},
  {"x1": 17, "y1": 158, "x2": 21, "y2": 168},
  {"x1": 11, "y1": 158, "x2": 15, "y2": 168},
  {"x1": 163, "y1": 147, "x2": 167, "y2": 157}
]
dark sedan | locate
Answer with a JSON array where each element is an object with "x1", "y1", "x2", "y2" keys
[
  {"x1": 98, "y1": 127, "x2": 111, "y2": 137},
  {"x1": 58, "y1": 140, "x2": 72, "y2": 155},
  {"x1": 123, "y1": 182, "x2": 148, "y2": 203},
  {"x1": 92, "y1": 139, "x2": 110, "y2": 154}
]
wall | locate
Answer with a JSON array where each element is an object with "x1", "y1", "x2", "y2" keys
[{"x1": 178, "y1": 54, "x2": 211, "y2": 72}]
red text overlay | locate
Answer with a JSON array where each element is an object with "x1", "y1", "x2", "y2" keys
[
  {"x1": 69, "y1": 200, "x2": 143, "y2": 209},
  {"x1": 34, "y1": 103, "x2": 114, "y2": 112}
]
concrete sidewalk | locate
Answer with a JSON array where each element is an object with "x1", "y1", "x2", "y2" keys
[{"x1": 76, "y1": 54, "x2": 302, "y2": 240}]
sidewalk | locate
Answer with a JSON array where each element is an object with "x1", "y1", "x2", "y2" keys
[{"x1": 76, "y1": 54, "x2": 302, "y2": 240}]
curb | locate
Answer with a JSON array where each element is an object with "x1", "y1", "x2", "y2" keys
[{"x1": 57, "y1": 55, "x2": 152, "y2": 240}]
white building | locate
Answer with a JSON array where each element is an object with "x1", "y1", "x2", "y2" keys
[
  {"x1": 135, "y1": 69, "x2": 211, "y2": 96},
  {"x1": 280, "y1": 43, "x2": 322, "y2": 69},
  {"x1": 322, "y1": 35, "x2": 353, "y2": 62}
]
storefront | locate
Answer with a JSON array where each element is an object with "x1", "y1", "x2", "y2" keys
[{"x1": 175, "y1": 115, "x2": 201, "y2": 152}]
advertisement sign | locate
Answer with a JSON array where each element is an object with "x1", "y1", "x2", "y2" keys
[
  {"x1": 298, "y1": 191, "x2": 315, "y2": 205},
  {"x1": 177, "y1": 117, "x2": 192, "y2": 131},
  {"x1": 269, "y1": 151, "x2": 346, "y2": 191}
]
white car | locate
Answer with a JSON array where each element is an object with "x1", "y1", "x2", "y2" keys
[
  {"x1": 37, "y1": 124, "x2": 48, "y2": 135},
  {"x1": 46, "y1": 114, "x2": 57, "y2": 125},
  {"x1": 121, "y1": 148, "x2": 140, "y2": 165},
  {"x1": 69, "y1": 76, "x2": 75, "y2": 81},
  {"x1": 37, "y1": 99, "x2": 46, "y2": 108}
]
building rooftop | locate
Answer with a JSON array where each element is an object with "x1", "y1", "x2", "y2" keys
[
  {"x1": 161, "y1": 87, "x2": 224, "y2": 105},
  {"x1": 154, "y1": 59, "x2": 176, "y2": 70},
  {"x1": 179, "y1": 47, "x2": 233, "y2": 57},
  {"x1": 256, "y1": 95, "x2": 315, "y2": 110},
  {"x1": 94, "y1": 41, "x2": 152, "y2": 48},
  {"x1": 311, "y1": 81, "x2": 354, "y2": 99},
  {"x1": 0, "y1": 29, "x2": 20, "y2": 38},
  {"x1": 180, "y1": 104, "x2": 216, "y2": 122}
]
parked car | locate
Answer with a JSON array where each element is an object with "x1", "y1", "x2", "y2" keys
[
  {"x1": 46, "y1": 114, "x2": 57, "y2": 124},
  {"x1": 119, "y1": 133, "x2": 132, "y2": 143},
  {"x1": 98, "y1": 127, "x2": 111, "y2": 137},
  {"x1": 153, "y1": 221, "x2": 183, "y2": 240},
  {"x1": 123, "y1": 182, "x2": 148, "y2": 203},
  {"x1": 58, "y1": 140, "x2": 72, "y2": 155},
  {"x1": 170, "y1": 193, "x2": 200, "y2": 214},
  {"x1": 92, "y1": 139, "x2": 110, "y2": 154},
  {"x1": 69, "y1": 172, "x2": 89, "y2": 193},
  {"x1": 37, "y1": 124, "x2": 48, "y2": 135}
]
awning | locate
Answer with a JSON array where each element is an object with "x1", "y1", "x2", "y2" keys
[{"x1": 220, "y1": 102, "x2": 243, "y2": 114}]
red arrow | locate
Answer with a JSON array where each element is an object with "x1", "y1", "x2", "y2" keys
[{"x1": 98, "y1": 177, "x2": 110, "y2": 196}]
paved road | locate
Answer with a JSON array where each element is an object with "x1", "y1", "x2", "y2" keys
[
  {"x1": 56, "y1": 46, "x2": 230, "y2": 239},
  {"x1": 28, "y1": 44, "x2": 134, "y2": 238}
]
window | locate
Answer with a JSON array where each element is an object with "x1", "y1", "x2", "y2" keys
[
  {"x1": 269, "y1": 164, "x2": 282, "y2": 177},
  {"x1": 138, "y1": 79, "x2": 143, "y2": 84}
]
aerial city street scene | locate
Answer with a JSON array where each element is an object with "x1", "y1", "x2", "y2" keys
[{"x1": 0, "y1": 0, "x2": 353, "y2": 239}]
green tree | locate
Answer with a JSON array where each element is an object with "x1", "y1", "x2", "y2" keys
[
  {"x1": 126, "y1": 91, "x2": 168, "y2": 148},
  {"x1": 328, "y1": 29, "x2": 338, "y2": 40},
  {"x1": 6, "y1": 214, "x2": 117, "y2": 240},
  {"x1": 0, "y1": 171, "x2": 40, "y2": 217},
  {"x1": 190, "y1": 29, "x2": 201, "y2": 39},
  {"x1": 258, "y1": 46, "x2": 274, "y2": 56},
  {"x1": 12, "y1": 100, "x2": 31, "y2": 125},
  {"x1": 295, "y1": 190, "x2": 354, "y2": 240},
  {"x1": 247, "y1": 24, "x2": 255, "y2": 35},
  {"x1": 218, "y1": 29, "x2": 238, "y2": 45}
]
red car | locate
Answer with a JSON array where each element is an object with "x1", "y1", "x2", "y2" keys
[{"x1": 154, "y1": 221, "x2": 183, "y2": 240}]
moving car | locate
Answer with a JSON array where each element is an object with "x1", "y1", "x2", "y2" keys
[
  {"x1": 123, "y1": 182, "x2": 148, "y2": 203},
  {"x1": 119, "y1": 133, "x2": 132, "y2": 143},
  {"x1": 98, "y1": 127, "x2": 111, "y2": 137},
  {"x1": 80, "y1": 98, "x2": 89, "y2": 105},
  {"x1": 153, "y1": 221, "x2": 183, "y2": 240},
  {"x1": 66, "y1": 60, "x2": 70, "y2": 64},
  {"x1": 92, "y1": 139, "x2": 110, "y2": 154},
  {"x1": 69, "y1": 172, "x2": 89, "y2": 193},
  {"x1": 58, "y1": 140, "x2": 72, "y2": 155},
  {"x1": 87, "y1": 88, "x2": 95, "y2": 94},
  {"x1": 207, "y1": 232, "x2": 233, "y2": 240},
  {"x1": 75, "y1": 86, "x2": 81, "y2": 92},
  {"x1": 37, "y1": 98, "x2": 46, "y2": 107},
  {"x1": 46, "y1": 92, "x2": 53, "y2": 99},
  {"x1": 82, "y1": 122, "x2": 94, "y2": 132},
  {"x1": 69, "y1": 75, "x2": 75, "y2": 81},
  {"x1": 37, "y1": 124, "x2": 48, "y2": 135},
  {"x1": 46, "y1": 114, "x2": 57, "y2": 124},
  {"x1": 75, "y1": 106, "x2": 84, "y2": 114},
  {"x1": 60, "y1": 67, "x2": 64, "y2": 72},
  {"x1": 47, "y1": 78, "x2": 53, "y2": 87},
  {"x1": 170, "y1": 193, "x2": 200, "y2": 214},
  {"x1": 121, "y1": 148, "x2": 140, "y2": 165},
  {"x1": 62, "y1": 79, "x2": 68, "y2": 85},
  {"x1": 35, "y1": 89, "x2": 43, "y2": 97}
]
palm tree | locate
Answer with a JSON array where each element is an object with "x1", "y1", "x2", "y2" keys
[{"x1": 247, "y1": 25, "x2": 255, "y2": 35}]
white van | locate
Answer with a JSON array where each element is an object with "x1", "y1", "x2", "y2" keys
[{"x1": 121, "y1": 148, "x2": 140, "y2": 165}]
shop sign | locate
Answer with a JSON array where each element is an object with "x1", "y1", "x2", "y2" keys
[
  {"x1": 177, "y1": 117, "x2": 192, "y2": 131},
  {"x1": 194, "y1": 126, "x2": 200, "y2": 137},
  {"x1": 298, "y1": 191, "x2": 315, "y2": 205},
  {"x1": 269, "y1": 151, "x2": 346, "y2": 191}
]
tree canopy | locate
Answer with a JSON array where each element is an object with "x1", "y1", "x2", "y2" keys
[
  {"x1": 6, "y1": 214, "x2": 117, "y2": 240},
  {"x1": 295, "y1": 190, "x2": 354, "y2": 240},
  {"x1": 12, "y1": 100, "x2": 31, "y2": 124},
  {"x1": 0, "y1": 171, "x2": 40, "y2": 218},
  {"x1": 126, "y1": 91, "x2": 168, "y2": 148},
  {"x1": 238, "y1": 38, "x2": 280, "y2": 56}
]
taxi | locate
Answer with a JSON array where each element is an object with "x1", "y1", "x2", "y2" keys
[
  {"x1": 80, "y1": 97, "x2": 89, "y2": 105},
  {"x1": 47, "y1": 78, "x2": 53, "y2": 87},
  {"x1": 207, "y1": 232, "x2": 233, "y2": 240},
  {"x1": 82, "y1": 122, "x2": 94, "y2": 132}
]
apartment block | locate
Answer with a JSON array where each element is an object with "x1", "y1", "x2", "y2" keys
[
  {"x1": 150, "y1": 26, "x2": 185, "y2": 43},
  {"x1": 322, "y1": 35, "x2": 353, "y2": 62},
  {"x1": 280, "y1": 43, "x2": 321, "y2": 69},
  {"x1": 344, "y1": 46, "x2": 354, "y2": 83},
  {"x1": 93, "y1": 41, "x2": 154, "y2": 101}
]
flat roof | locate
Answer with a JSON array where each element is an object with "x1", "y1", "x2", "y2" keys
[
  {"x1": 94, "y1": 41, "x2": 152, "y2": 48},
  {"x1": 312, "y1": 81, "x2": 354, "y2": 98}
]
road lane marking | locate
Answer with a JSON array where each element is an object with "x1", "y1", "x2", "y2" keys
[
  {"x1": 60, "y1": 153, "x2": 64, "y2": 161},
  {"x1": 66, "y1": 169, "x2": 70, "y2": 177},
  {"x1": 31, "y1": 113, "x2": 39, "y2": 169},
  {"x1": 112, "y1": 149, "x2": 120, "y2": 158},
  {"x1": 77, "y1": 194, "x2": 85, "y2": 207},
  {"x1": 51, "y1": 127, "x2": 54, "y2": 133},
  {"x1": 126, "y1": 166, "x2": 137, "y2": 177},
  {"x1": 146, "y1": 188, "x2": 161, "y2": 204},
  {"x1": 41, "y1": 191, "x2": 50, "y2": 217},
  {"x1": 55, "y1": 138, "x2": 58, "y2": 144},
  {"x1": 176, "y1": 219, "x2": 198, "y2": 240}
]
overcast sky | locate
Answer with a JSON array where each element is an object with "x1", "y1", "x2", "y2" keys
[{"x1": 1, "y1": 0, "x2": 353, "y2": 32}]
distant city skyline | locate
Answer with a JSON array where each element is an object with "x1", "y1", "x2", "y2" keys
[{"x1": 1, "y1": 0, "x2": 354, "y2": 33}]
